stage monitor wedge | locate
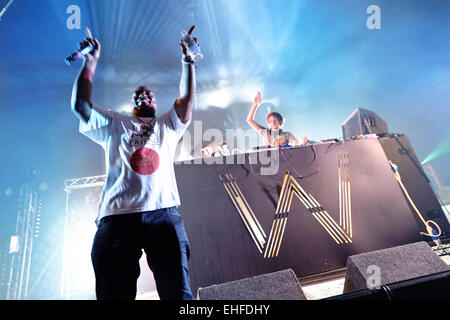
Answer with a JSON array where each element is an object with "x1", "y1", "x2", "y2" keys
[
  {"x1": 197, "y1": 269, "x2": 306, "y2": 300},
  {"x1": 343, "y1": 241, "x2": 450, "y2": 293}
]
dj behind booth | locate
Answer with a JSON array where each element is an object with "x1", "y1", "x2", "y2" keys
[{"x1": 174, "y1": 108, "x2": 450, "y2": 299}]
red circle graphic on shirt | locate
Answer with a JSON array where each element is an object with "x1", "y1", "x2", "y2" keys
[{"x1": 130, "y1": 147, "x2": 160, "y2": 175}]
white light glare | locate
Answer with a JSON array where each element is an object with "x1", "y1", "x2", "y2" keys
[{"x1": 9, "y1": 235, "x2": 19, "y2": 253}]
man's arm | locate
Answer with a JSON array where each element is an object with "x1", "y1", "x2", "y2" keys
[
  {"x1": 246, "y1": 91, "x2": 264, "y2": 132},
  {"x1": 174, "y1": 60, "x2": 195, "y2": 124},
  {"x1": 71, "y1": 28, "x2": 101, "y2": 123},
  {"x1": 174, "y1": 26, "x2": 197, "y2": 124}
]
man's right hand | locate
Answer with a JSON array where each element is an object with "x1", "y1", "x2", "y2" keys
[
  {"x1": 72, "y1": 27, "x2": 99, "y2": 123},
  {"x1": 79, "y1": 27, "x2": 101, "y2": 68}
]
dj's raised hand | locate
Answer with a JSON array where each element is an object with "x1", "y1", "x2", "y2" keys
[{"x1": 254, "y1": 91, "x2": 262, "y2": 106}]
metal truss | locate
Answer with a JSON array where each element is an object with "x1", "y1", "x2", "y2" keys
[
  {"x1": 6, "y1": 183, "x2": 41, "y2": 300},
  {"x1": 64, "y1": 175, "x2": 107, "y2": 191}
]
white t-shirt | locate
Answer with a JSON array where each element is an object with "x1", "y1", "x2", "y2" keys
[{"x1": 79, "y1": 104, "x2": 191, "y2": 225}]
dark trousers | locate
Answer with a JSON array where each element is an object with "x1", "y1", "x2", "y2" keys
[{"x1": 91, "y1": 207, "x2": 193, "y2": 300}]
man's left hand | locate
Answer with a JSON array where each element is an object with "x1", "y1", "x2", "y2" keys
[{"x1": 179, "y1": 25, "x2": 198, "y2": 63}]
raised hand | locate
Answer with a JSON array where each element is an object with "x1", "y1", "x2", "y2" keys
[
  {"x1": 179, "y1": 25, "x2": 199, "y2": 63},
  {"x1": 79, "y1": 27, "x2": 101, "y2": 66},
  {"x1": 254, "y1": 91, "x2": 262, "y2": 106},
  {"x1": 246, "y1": 91, "x2": 264, "y2": 132}
]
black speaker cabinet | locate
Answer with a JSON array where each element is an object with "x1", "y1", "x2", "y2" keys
[{"x1": 341, "y1": 107, "x2": 389, "y2": 139}]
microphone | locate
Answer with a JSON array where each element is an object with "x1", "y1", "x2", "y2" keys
[{"x1": 65, "y1": 46, "x2": 93, "y2": 65}]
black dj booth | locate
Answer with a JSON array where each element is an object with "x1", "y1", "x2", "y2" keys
[{"x1": 174, "y1": 134, "x2": 450, "y2": 293}]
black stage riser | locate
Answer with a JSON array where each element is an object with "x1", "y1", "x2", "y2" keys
[{"x1": 175, "y1": 137, "x2": 449, "y2": 293}]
